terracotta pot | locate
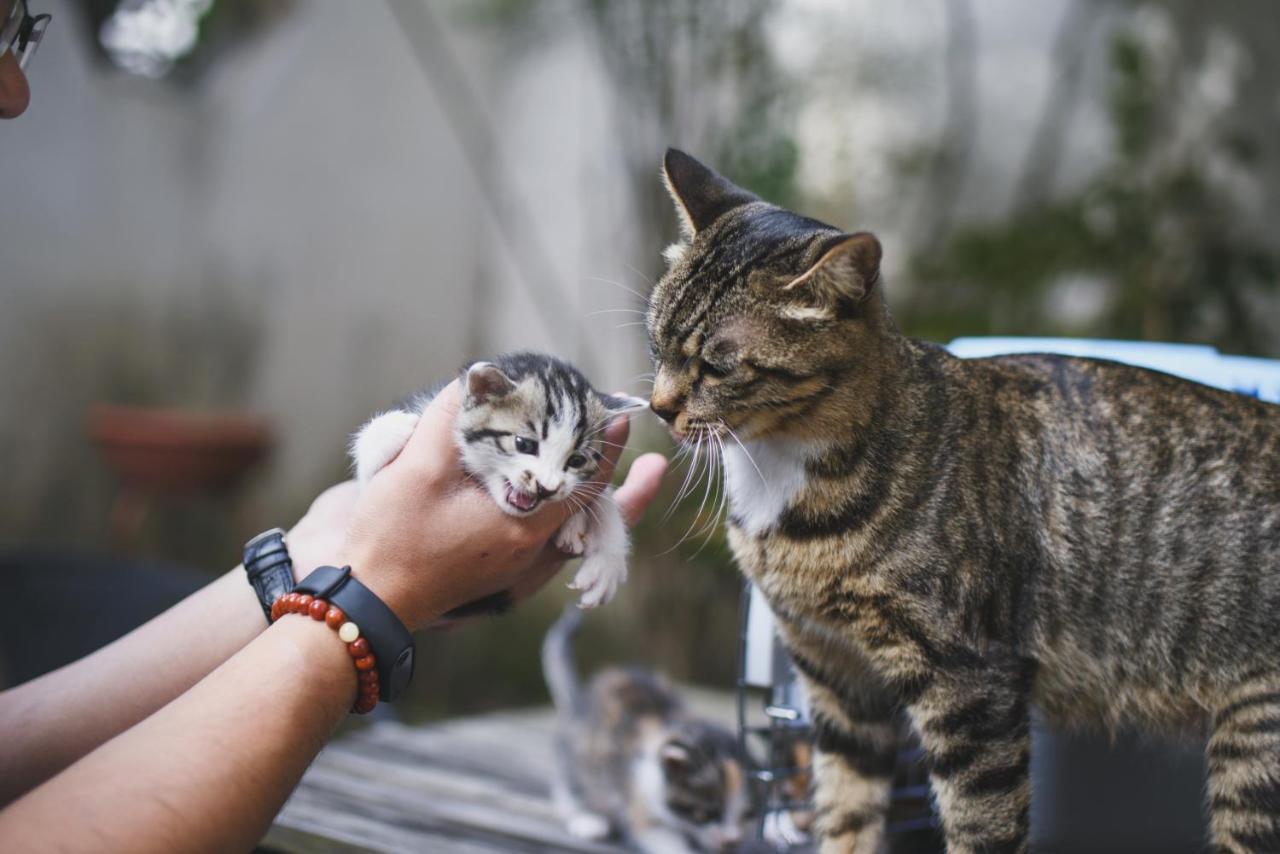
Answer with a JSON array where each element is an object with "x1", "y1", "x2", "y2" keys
[{"x1": 88, "y1": 404, "x2": 273, "y2": 496}]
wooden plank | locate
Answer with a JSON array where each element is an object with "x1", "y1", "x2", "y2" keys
[{"x1": 269, "y1": 696, "x2": 738, "y2": 853}]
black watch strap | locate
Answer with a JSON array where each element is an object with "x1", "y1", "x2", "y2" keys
[
  {"x1": 243, "y1": 528, "x2": 295, "y2": 624},
  {"x1": 294, "y1": 566, "x2": 416, "y2": 702}
]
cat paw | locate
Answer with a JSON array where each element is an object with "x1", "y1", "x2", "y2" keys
[
  {"x1": 567, "y1": 554, "x2": 626, "y2": 608},
  {"x1": 554, "y1": 512, "x2": 591, "y2": 557},
  {"x1": 566, "y1": 812, "x2": 611, "y2": 841},
  {"x1": 351, "y1": 410, "x2": 420, "y2": 484}
]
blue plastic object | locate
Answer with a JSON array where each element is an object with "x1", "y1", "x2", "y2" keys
[{"x1": 948, "y1": 337, "x2": 1280, "y2": 405}]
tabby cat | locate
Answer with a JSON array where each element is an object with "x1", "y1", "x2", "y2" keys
[
  {"x1": 645, "y1": 148, "x2": 1280, "y2": 854},
  {"x1": 542, "y1": 606, "x2": 753, "y2": 852}
]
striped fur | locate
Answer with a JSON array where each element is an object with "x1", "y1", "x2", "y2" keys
[
  {"x1": 647, "y1": 150, "x2": 1280, "y2": 853},
  {"x1": 541, "y1": 607, "x2": 753, "y2": 852}
]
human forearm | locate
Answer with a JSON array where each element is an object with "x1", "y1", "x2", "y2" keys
[
  {"x1": 0, "y1": 614, "x2": 354, "y2": 853},
  {"x1": 0, "y1": 566, "x2": 267, "y2": 804}
]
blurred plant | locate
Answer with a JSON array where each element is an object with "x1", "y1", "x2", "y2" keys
[
  {"x1": 94, "y1": 282, "x2": 264, "y2": 410},
  {"x1": 904, "y1": 6, "x2": 1278, "y2": 356},
  {"x1": 74, "y1": 0, "x2": 295, "y2": 82},
  {"x1": 0, "y1": 278, "x2": 265, "y2": 562}
]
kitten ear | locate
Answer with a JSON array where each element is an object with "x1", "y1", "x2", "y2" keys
[
  {"x1": 465, "y1": 362, "x2": 516, "y2": 403},
  {"x1": 662, "y1": 148, "x2": 758, "y2": 238},
  {"x1": 659, "y1": 741, "x2": 693, "y2": 779},
  {"x1": 780, "y1": 232, "x2": 882, "y2": 318},
  {"x1": 599, "y1": 393, "x2": 650, "y2": 415}
]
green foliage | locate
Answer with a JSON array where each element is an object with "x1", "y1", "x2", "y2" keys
[{"x1": 904, "y1": 24, "x2": 1278, "y2": 356}]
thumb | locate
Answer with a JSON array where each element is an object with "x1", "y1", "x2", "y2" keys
[
  {"x1": 399, "y1": 379, "x2": 464, "y2": 474},
  {"x1": 613, "y1": 452, "x2": 668, "y2": 528}
]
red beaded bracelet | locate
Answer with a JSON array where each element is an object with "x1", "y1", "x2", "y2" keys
[{"x1": 271, "y1": 591, "x2": 379, "y2": 714}]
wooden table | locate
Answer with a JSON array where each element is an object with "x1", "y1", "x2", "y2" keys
[{"x1": 265, "y1": 709, "x2": 619, "y2": 853}]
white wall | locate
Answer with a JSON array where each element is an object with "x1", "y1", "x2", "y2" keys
[{"x1": 0, "y1": 1, "x2": 649, "y2": 546}]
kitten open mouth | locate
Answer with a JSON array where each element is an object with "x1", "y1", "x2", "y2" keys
[{"x1": 504, "y1": 481, "x2": 539, "y2": 513}]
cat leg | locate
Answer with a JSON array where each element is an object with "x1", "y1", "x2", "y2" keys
[
  {"x1": 549, "y1": 740, "x2": 613, "y2": 842},
  {"x1": 1206, "y1": 669, "x2": 1280, "y2": 853},
  {"x1": 350, "y1": 409, "x2": 420, "y2": 484},
  {"x1": 564, "y1": 490, "x2": 629, "y2": 608},
  {"x1": 799, "y1": 676, "x2": 897, "y2": 854},
  {"x1": 906, "y1": 655, "x2": 1033, "y2": 854}
]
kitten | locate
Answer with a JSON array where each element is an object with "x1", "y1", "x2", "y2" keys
[
  {"x1": 646, "y1": 149, "x2": 1280, "y2": 854},
  {"x1": 350, "y1": 352, "x2": 646, "y2": 609},
  {"x1": 541, "y1": 606, "x2": 754, "y2": 852}
]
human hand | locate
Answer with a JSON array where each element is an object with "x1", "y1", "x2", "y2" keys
[
  {"x1": 286, "y1": 480, "x2": 358, "y2": 585},
  {"x1": 335, "y1": 381, "x2": 666, "y2": 631}
]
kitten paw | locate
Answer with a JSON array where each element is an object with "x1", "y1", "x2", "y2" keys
[
  {"x1": 568, "y1": 554, "x2": 626, "y2": 608},
  {"x1": 555, "y1": 512, "x2": 591, "y2": 557},
  {"x1": 351, "y1": 410, "x2": 420, "y2": 484},
  {"x1": 566, "y1": 812, "x2": 611, "y2": 841}
]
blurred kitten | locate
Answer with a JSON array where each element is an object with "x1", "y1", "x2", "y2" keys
[
  {"x1": 351, "y1": 352, "x2": 646, "y2": 608},
  {"x1": 542, "y1": 606, "x2": 754, "y2": 852}
]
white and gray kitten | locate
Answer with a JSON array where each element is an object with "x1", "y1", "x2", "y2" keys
[
  {"x1": 350, "y1": 352, "x2": 646, "y2": 608},
  {"x1": 543, "y1": 607, "x2": 754, "y2": 852}
]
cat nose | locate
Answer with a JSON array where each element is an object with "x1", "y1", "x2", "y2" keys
[{"x1": 651, "y1": 401, "x2": 680, "y2": 423}]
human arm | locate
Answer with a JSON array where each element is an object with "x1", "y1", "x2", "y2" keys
[{"x1": 0, "y1": 380, "x2": 666, "y2": 819}]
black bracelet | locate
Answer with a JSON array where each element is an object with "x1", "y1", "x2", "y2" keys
[
  {"x1": 243, "y1": 528, "x2": 295, "y2": 624},
  {"x1": 293, "y1": 566, "x2": 416, "y2": 702}
]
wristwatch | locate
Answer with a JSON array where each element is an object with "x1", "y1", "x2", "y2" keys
[
  {"x1": 243, "y1": 528, "x2": 295, "y2": 624},
  {"x1": 294, "y1": 566, "x2": 416, "y2": 702}
]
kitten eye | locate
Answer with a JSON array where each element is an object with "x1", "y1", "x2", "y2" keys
[
  {"x1": 566, "y1": 452, "x2": 587, "y2": 469},
  {"x1": 514, "y1": 436, "x2": 538, "y2": 455}
]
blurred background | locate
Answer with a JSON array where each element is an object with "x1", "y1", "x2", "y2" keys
[{"x1": 2, "y1": 0, "x2": 1278, "y2": 732}]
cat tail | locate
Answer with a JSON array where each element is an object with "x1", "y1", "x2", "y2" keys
[{"x1": 541, "y1": 604, "x2": 587, "y2": 720}]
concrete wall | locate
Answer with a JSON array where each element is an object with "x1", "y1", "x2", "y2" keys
[{"x1": 0, "y1": 1, "x2": 645, "y2": 549}]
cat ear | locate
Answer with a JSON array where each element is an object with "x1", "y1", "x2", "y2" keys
[
  {"x1": 465, "y1": 362, "x2": 516, "y2": 403},
  {"x1": 662, "y1": 148, "x2": 758, "y2": 238},
  {"x1": 659, "y1": 742, "x2": 693, "y2": 779},
  {"x1": 599, "y1": 393, "x2": 650, "y2": 415},
  {"x1": 780, "y1": 232, "x2": 882, "y2": 319}
]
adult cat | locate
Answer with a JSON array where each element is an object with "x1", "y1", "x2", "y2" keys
[{"x1": 645, "y1": 148, "x2": 1280, "y2": 854}]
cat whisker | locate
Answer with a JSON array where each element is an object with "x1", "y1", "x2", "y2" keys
[
  {"x1": 622, "y1": 263, "x2": 657, "y2": 288},
  {"x1": 662, "y1": 431, "x2": 723, "y2": 554},
  {"x1": 583, "y1": 274, "x2": 648, "y2": 302},
  {"x1": 661, "y1": 433, "x2": 706, "y2": 524},
  {"x1": 722, "y1": 422, "x2": 766, "y2": 488},
  {"x1": 687, "y1": 433, "x2": 728, "y2": 557},
  {"x1": 585, "y1": 308, "x2": 647, "y2": 318}
]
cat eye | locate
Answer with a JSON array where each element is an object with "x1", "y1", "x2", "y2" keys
[
  {"x1": 566, "y1": 452, "x2": 587, "y2": 469},
  {"x1": 514, "y1": 436, "x2": 538, "y2": 455},
  {"x1": 701, "y1": 360, "x2": 730, "y2": 379}
]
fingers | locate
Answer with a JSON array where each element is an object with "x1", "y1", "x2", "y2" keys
[
  {"x1": 401, "y1": 379, "x2": 463, "y2": 473},
  {"x1": 613, "y1": 453, "x2": 668, "y2": 527},
  {"x1": 594, "y1": 416, "x2": 630, "y2": 481}
]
